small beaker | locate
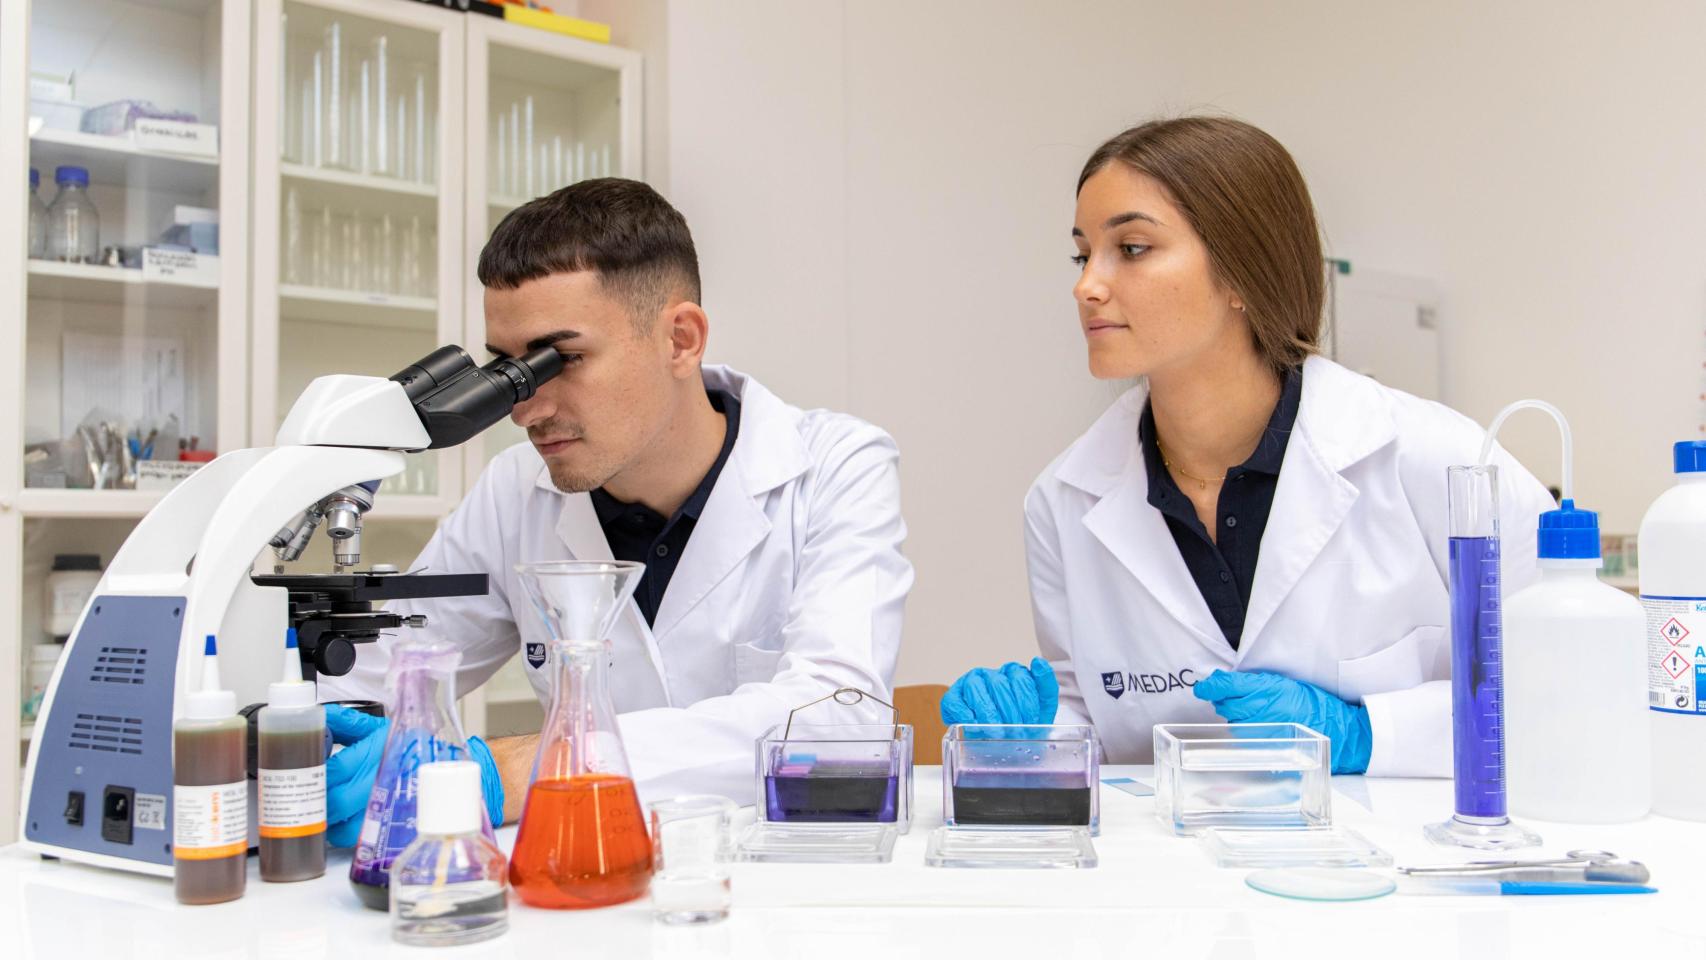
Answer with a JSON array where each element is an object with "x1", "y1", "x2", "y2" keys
[{"x1": 649, "y1": 795, "x2": 735, "y2": 925}]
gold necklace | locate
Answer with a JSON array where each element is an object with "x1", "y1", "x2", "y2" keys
[{"x1": 1157, "y1": 442, "x2": 1226, "y2": 492}]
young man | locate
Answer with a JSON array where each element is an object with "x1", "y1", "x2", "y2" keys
[{"x1": 318, "y1": 179, "x2": 913, "y2": 842}]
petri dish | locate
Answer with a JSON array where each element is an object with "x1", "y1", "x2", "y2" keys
[
  {"x1": 1200, "y1": 826, "x2": 1393, "y2": 868},
  {"x1": 1245, "y1": 868, "x2": 1396, "y2": 901}
]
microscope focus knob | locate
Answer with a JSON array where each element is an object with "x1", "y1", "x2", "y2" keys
[{"x1": 316, "y1": 637, "x2": 358, "y2": 677}]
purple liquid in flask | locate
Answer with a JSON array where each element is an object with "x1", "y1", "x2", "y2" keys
[{"x1": 1447, "y1": 535, "x2": 1506, "y2": 819}]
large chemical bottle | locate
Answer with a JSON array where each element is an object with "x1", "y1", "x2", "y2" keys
[
  {"x1": 1638, "y1": 441, "x2": 1706, "y2": 820},
  {"x1": 1505, "y1": 500, "x2": 1650, "y2": 822}
]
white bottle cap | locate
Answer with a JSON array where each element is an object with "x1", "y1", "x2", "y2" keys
[
  {"x1": 183, "y1": 689, "x2": 237, "y2": 721},
  {"x1": 267, "y1": 680, "x2": 317, "y2": 709},
  {"x1": 416, "y1": 761, "x2": 482, "y2": 836}
]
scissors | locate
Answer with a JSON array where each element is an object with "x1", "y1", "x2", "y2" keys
[{"x1": 1398, "y1": 849, "x2": 1649, "y2": 884}]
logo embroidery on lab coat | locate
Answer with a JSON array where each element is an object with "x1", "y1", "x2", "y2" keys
[
  {"x1": 525, "y1": 642, "x2": 547, "y2": 670},
  {"x1": 1102, "y1": 669, "x2": 1199, "y2": 699}
]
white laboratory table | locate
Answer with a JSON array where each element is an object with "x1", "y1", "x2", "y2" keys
[{"x1": 2, "y1": 766, "x2": 1702, "y2": 960}]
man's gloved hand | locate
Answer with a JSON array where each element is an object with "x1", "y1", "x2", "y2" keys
[
  {"x1": 325, "y1": 704, "x2": 387, "y2": 848},
  {"x1": 1191, "y1": 670, "x2": 1373, "y2": 774},
  {"x1": 324, "y1": 705, "x2": 506, "y2": 848},
  {"x1": 940, "y1": 657, "x2": 1060, "y2": 726}
]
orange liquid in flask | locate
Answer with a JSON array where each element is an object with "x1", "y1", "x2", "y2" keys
[{"x1": 509, "y1": 774, "x2": 653, "y2": 909}]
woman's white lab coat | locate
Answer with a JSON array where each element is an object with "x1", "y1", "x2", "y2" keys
[{"x1": 1025, "y1": 355, "x2": 1553, "y2": 776}]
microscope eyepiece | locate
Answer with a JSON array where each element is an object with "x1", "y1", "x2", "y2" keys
[{"x1": 390, "y1": 345, "x2": 567, "y2": 449}]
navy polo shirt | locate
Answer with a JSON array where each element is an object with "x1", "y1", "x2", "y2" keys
[
  {"x1": 1139, "y1": 366, "x2": 1303, "y2": 650},
  {"x1": 590, "y1": 389, "x2": 741, "y2": 627}
]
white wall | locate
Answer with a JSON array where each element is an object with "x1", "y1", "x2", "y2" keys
[{"x1": 615, "y1": 1, "x2": 1706, "y2": 684}]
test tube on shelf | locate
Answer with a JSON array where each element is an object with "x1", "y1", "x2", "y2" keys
[
  {"x1": 575, "y1": 141, "x2": 585, "y2": 183},
  {"x1": 310, "y1": 51, "x2": 324, "y2": 167},
  {"x1": 379, "y1": 214, "x2": 395, "y2": 295},
  {"x1": 280, "y1": 14, "x2": 292, "y2": 162},
  {"x1": 600, "y1": 144, "x2": 611, "y2": 178},
  {"x1": 552, "y1": 136, "x2": 563, "y2": 191},
  {"x1": 497, "y1": 114, "x2": 507, "y2": 197},
  {"x1": 413, "y1": 69, "x2": 430, "y2": 185},
  {"x1": 357, "y1": 59, "x2": 372, "y2": 174},
  {"x1": 284, "y1": 188, "x2": 303, "y2": 285},
  {"x1": 524, "y1": 95, "x2": 535, "y2": 198},
  {"x1": 403, "y1": 215, "x2": 422, "y2": 297},
  {"x1": 317, "y1": 206, "x2": 332, "y2": 289},
  {"x1": 373, "y1": 36, "x2": 390, "y2": 177},
  {"x1": 509, "y1": 102, "x2": 520, "y2": 198},
  {"x1": 324, "y1": 22, "x2": 344, "y2": 169},
  {"x1": 395, "y1": 94, "x2": 409, "y2": 182}
]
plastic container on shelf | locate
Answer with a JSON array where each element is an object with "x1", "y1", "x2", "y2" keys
[
  {"x1": 28, "y1": 168, "x2": 48, "y2": 259},
  {"x1": 1637, "y1": 441, "x2": 1706, "y2": 821},
  {"x1": 45, "y1": 166, "x2": 99, "y2": 264},
  {"x1": 1505, "y1": 499, "x2": 1650, "y2": 823},
  {"x1": 22, "y1": 644, "x2": 62, "y2": 723},
  {"x1": 44, "y1": 554, "x2": 102, "y2": 639}
]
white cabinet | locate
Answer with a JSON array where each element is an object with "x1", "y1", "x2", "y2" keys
[{"x1": 0, "y1": 0, "x2": 642, "y2": 840}]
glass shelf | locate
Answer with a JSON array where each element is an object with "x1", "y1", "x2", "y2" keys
[{"x1": 28, "y1": 260, "x2": 218, "y2": 306}]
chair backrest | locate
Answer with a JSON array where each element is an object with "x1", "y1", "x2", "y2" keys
[{"x1": 893, "y1": 683, "x2": 949, "y2": 766}]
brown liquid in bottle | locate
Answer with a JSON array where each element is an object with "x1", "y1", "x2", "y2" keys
[
  {"x1": 174, "y1": 719, "x2": 248, "y2": 905},
  {"x1": 258, "y1": 725, "x2": 326, "y2": 881}
]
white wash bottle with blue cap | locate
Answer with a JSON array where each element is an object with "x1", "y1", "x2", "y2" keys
[
  {"x1": 1486, "y1": 401, "x2": 1650, "y2": 823},
  {"x1": 1504, "y1": 498, "x2": 1650, "y2": 822},
  {"x1": 1637, "y1": 441, "x2": 1706, "y2": 821}
]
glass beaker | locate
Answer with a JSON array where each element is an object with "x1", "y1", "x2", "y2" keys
[
  {"x1": 349, "y1": 636, "x2": 492, "y2": 910},
  {"x1": 509, "y1": 560, "x2": 654, "y2": 909},
  {"x1": 1425, "y1": 464, "x2": 1540, "y2": 850}
]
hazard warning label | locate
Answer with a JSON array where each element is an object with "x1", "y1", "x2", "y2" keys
[{"x1": 1641, "y1": 597, "x2": 1706, "y2": 715}]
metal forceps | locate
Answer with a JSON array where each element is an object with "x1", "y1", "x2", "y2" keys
[{"x1": 1398, "y1": 850, "x2": 1650, "y2": 884}]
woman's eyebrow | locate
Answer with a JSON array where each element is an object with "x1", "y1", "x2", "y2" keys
[{"x1": 1071, "y1": 210, "x2": 1162, "y2": 238}]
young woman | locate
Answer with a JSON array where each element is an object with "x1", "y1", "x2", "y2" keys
[{"x1": 941, "y1": 117, "x2": 1554, "y2": 775}]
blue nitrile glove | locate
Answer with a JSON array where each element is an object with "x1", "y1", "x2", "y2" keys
[
  {"x1": 1191, "y1": 670, "x2": 1373, "y2": 774},
  {"x1": 324, "y1": 705, "x2": 507, "y2": 847},
  {"x1": 325, "y1": 704, "x2": 386, "y2": 848},
  {"x1": 465, "y1": 735, "x2": 505, "y2": 831},
  {"x1": 940, "y1": 657, "x2": 1060, "y2": 726}
]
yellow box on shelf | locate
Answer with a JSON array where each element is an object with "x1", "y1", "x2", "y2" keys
[{"x1": 503, "y1": 5, "x2": 610, "y2": 43}]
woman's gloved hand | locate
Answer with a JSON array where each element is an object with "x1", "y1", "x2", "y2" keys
[
  {"x1": 1190, "y1": 670, "x2": 1373, "y2": 774},
  {"x1": 940, "y1": 657, "x2": 1059, "y2": 726},
  {"x1": 323, "y1": 704, "x2": 506, "y2": 847}
]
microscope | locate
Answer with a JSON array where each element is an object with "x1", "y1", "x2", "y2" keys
[{"x1": 19, "y1": 345, "x2": 562, "y2": 876}]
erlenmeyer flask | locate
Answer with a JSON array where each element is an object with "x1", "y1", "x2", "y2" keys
[
  {"x1": 509, "y1": 560, "x2": 654, "y2": 909},
  {"x1": 350, "y1": 636, "x2": 492, "y2": 910}
]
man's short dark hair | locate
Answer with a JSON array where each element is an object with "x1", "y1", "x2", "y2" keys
[{"x1": 478, "y1": 178, "x2": 701, "y2": 324}]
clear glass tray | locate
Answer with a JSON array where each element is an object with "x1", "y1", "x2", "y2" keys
[
  {"x1": 1153, "y1": 723, "x2": 1332, "y2": 835},
  {"x1": 732, "y1": 821, "x2": 898, "y2": 864},
  {"x1": 1199, "y1": 826, "x2": 1392, "y2": 868},
  {"x1": 924, "y1": 826, "x2": 1098, "y2": 869}
]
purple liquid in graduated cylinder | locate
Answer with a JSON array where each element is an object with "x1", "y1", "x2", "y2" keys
[{"x1": 1447, "y1": 535, "x2": 1507, "y2": 819}]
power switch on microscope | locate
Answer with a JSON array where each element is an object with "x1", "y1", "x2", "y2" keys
[
  {"x1": 64, "y1": 790, "x2": 85, "y2": 827},
  {"x1": 101, "y1": 786, "x2": 134, "y2": 845}
]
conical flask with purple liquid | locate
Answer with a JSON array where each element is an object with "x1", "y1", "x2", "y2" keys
[{"x1": 349, "y1": 636, "x2": 493, "y2": 910}]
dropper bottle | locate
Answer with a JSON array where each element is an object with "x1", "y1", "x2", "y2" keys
[
  {"x1": 174, "y1": 635, "x2": 248, "y2": 904},
  {"x1": 258, "y1": 628, "x2": 327, "y2": 881}
]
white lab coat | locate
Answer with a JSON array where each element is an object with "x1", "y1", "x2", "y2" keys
[
  {"x1": 1025, "y1": 355, "x2": 1554, "y2": 776},
  {"x1": 320, "y1": 365, "x2": 914, "y2": 803}
]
